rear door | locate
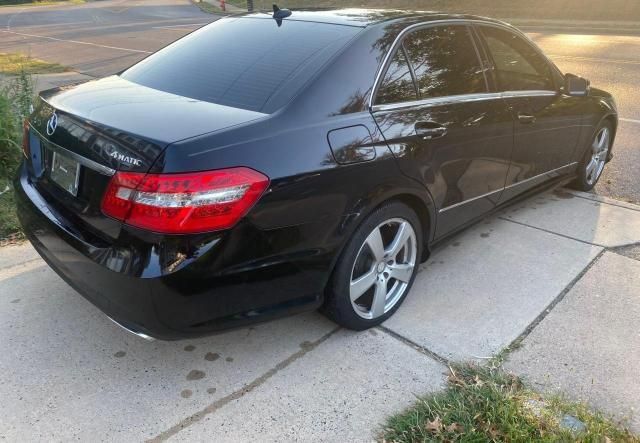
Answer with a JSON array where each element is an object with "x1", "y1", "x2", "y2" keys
[
  {"x1": 371, "y1": 24, "x2": 514, "y2": 239},
  {"x1": 475, "y1": 25, "x2": 584, "y2": 201}
]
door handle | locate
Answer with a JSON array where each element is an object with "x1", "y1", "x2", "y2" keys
[
  {"x1": 517, "y1": 113, "x2": 536, "y2": 124},
  {"x1": 415, "y1": 122, "x2": 448, "y2": 140}
]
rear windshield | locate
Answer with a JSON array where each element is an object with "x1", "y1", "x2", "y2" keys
[{"x1": 121, "y1": 18, "x2": 360, "y2": 113}]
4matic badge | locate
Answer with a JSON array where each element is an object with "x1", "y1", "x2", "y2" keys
[{"x1": 109, "y1": 151, "x2": 143, "y2": 167}]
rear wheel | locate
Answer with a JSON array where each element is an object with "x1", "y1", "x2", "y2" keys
[
  {"x1": 570, "y1": 122, "x2": 612, "y2": 191},
  {"x1": 323, "y1": 202, "x2": 422, "y2": 330}
]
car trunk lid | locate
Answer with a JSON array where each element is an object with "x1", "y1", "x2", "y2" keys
[{"x1": 25, "y1": 76, "x2": 267, "y2": 241}]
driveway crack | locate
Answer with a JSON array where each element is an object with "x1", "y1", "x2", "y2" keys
[
  {"x1": 498, "y1": 216, "x2": 604, "y2": 247},
  {"x1": 377, "y1": 325, "x2": 450, "y2": 366},
  {"x1": 499, "y1": 248, "x2": 607, "y2": 360}
]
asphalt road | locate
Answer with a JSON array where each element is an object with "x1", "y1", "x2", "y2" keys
[
  {"x1": 530, "y1": 32, "x2": 640, "y2": 205},
  {"x1": 0, "y1": 0, "x2": 215, "y2": 76},
  {"x1": 1, "y1": 0, "x2": 638, "y2": 203}
]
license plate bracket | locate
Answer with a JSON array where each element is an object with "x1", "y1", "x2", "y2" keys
[{"x1": 50, "y1": 151, "x2": 81, "y2": 196}]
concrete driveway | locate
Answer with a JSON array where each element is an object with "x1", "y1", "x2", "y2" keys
[{"x1": 2, "y1": 188, "x2": 639, "y2": 441}]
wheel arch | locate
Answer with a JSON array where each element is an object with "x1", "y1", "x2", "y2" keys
[
  {"x1": 603, "y1": 114, "x2": 618, "y2": 158},
  {"x1": 389, "y1": 193, "x2": 434, "y2": 262},
  {"x1": 331, "y1": 188, "x2": 437, "y2": 277}
]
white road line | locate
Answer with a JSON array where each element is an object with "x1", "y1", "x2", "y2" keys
[
  {"x1": 0, "y1": 29, "x2": 152, "y2": 54},
  {"x1": 5, "y1": 20, "x2": 95, "y2": 29},
  {"x1": 152, "y1": 26, "x2": 200, "y2": 31},
  {"x1": 152, "y1": 22, "x2": 208, "y2": 28},
  {"x1": 152, "y1": 27, "x2": 197, "y2": 31},
  {"x1": 620, "y1": 118, "x2": 640, "y2": 124}
]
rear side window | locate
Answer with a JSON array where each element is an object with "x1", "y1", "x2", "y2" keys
[
  {"x1": 376, "y1": 47, "x2": 418, "y2": 105},
  {"x1": 403, "y1": 25, "x2": 487, "y2": 99},
  {"x1": 121, "y1": 18, "x2": 359, "y2": 113},
  {"x1": 480, "y1": 26, "x2": 554, "y2": 91}
]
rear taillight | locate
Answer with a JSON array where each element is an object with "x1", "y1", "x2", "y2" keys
[
  {"x1": 22, "y1": 119, "x2": 30, "y2": 159},
  {"x1": 101, "y1": 167, "x2": 269, "y2": 234}
]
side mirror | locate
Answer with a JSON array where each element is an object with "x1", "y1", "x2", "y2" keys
[{"x1": 565, "y1": 74, "x2": 590, "y2": 97}]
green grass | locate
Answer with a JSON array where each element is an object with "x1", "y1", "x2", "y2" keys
[
  {"x1": 382, "y1": 363, "x2": 637, "y2": 442},
  {"x1": 0, "y1": 0, "x2": 85, "y2": 7},
  {"x1": 0, "y1": 70, "x2": 33, "y2": 241},
  {"x1": 0, "y1": 53, "x2": 68, "y2": 75}
]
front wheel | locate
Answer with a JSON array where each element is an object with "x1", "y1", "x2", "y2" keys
[
  {"x1": 570, "y1": 122, "x2": 612, "y2": 191},
  {"x1": 322, "y1": 201, "x2": 422, "y2": 330}
]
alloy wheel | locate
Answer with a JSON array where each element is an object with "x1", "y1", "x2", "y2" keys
[
  {"x1": 349, "y1": 218, "x2": 417, "y2": 320},
  {"x1": 586, "y1": 126, "x2": 610, "y2": 186}
]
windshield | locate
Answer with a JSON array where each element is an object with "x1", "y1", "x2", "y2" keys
[{"x1": 121, "y1": 17, "x2": 360, "y2": 113}]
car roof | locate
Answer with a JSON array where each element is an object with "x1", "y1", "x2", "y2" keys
[{"x1": 238, "y1": 8, "x2": 507, "y2": 28}]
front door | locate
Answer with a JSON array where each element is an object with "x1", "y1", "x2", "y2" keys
[
  {"x1": 476, "y1": 25, "x2": 584, "y2": 201},
  {"x1": 371, "y1": 24, "x2": 514, "y2": 239}
]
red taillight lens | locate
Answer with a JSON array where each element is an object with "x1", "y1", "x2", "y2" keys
[
  {"x1": 22, "y1": 119, "x2": 30, "y2": 159},
  {"x1": 101, "y1": 167, "x2": 269, "y2": 234}
]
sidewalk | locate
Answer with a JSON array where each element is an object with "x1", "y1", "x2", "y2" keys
[{"x1": 1, "y1": 187, "x2": 639, "y2": 440}]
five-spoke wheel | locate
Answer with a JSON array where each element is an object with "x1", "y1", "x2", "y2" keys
[
  {"x1": 323, "y1": 201, "x2": 422, "y2": 330},
  {"x1": 585, "y1": 126, "x2": 610, "y2": 186},
  {"x1": 350, "y1": 218, "x2": 417, "y2": 319},
  {"x1": 571, "y1": 121, "x2": 612, "y2": 192}
]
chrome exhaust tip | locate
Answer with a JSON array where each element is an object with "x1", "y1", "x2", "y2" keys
[{"x1": 106, "y1": 316, "x2": 155, "y2": 342}]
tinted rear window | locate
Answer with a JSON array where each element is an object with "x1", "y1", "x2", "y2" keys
[{"x1": 121, "y1": 18, "x2": 360, "y2": 113}]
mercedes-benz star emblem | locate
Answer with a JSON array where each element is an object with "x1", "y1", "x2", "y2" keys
[{"x1": 46, "y1": 112, "x2": 58, "y2": 136}]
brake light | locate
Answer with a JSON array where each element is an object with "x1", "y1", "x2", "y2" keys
[
  {"x1": 22, "y1": 119, "x2": 30, "y2": 159},
  {"x1": 101, "y1": 167, "x2": 269, "y2": 234}
]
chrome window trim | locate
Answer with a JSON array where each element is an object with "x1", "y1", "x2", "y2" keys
[
  {"x1": 438, "y1": 162, "x2": 578, "y2": 213},
  {"x1": 30, "y1": 125, "x2": 116, "y2": 177},
  {"x1": 368, "y1": 18, "x2": 560, "y2": 110},
  {"x1": 501, "y1": 90, "x2": 557, "y2": 98},
  {"x1": 370, "y1": 90, "x2": 558, "y2": 113},
  {"x1": 371, "y1": 92, "x2": 503, "y2": 112}
]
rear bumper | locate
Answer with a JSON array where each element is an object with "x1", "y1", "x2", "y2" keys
[{"x1": 14, "y1": 164, "x2": 325, "y2": 340}]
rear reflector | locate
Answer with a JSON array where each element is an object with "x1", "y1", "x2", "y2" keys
[
  {"x1": 101, "y1": 167, "x2": 269, "y2": 234},
  {"x1": 22, "y1": 119, "x2": 30, "y2": 159}
]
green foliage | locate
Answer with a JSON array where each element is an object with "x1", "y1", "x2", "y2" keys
[
  {"x1": 0, "y1": 69, "x2": 33, "y2": 240},
  {"x1": 382, "y1": 363, "x2": 637, "y2": 442}
]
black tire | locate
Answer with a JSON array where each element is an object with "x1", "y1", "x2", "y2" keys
[
  {"x1": 569, "y1": 121, "x2": 613, "y2": 192},
  {"x1": 322, "y1": 201, "x2": 423, "y2": 330}
]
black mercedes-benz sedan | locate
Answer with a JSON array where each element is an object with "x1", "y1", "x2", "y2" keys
[{"x1": 15, "y1": 8, "x2": 617, "y2": 340}]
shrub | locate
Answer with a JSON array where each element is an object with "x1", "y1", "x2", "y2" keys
[{"x1": 0, "y1": 69, "x2": 34, "y2": 239}]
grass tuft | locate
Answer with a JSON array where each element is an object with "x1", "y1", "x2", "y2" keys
[
  {"x1": 0, "y1": 53, "x2": 68, "y2": 75},
  {"x1": 381, "y1": 363, "x2": 637, "y2": 442}
]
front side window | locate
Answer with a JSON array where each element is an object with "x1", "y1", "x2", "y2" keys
[
  {"x1": 480, "y1": 26, "x2": 554, "y2": 91},
  {"x1": 375, "y1": 47, "x2": 417, "y2": 105},
  {"x1": 403, "y1": 25, "x2": 487, "y2": 99}
]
